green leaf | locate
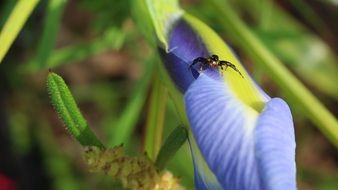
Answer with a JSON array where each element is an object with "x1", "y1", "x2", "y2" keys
[
  {"x1": 208, "y1": 0, "x2": 338, "y2": 148},
  {"x1": 155, "y1": 126, "x2": 188, "y2": 170},
  {"x1": 47, "y1": 72, "x2": 104, "y2": 148},
  {"x1": 0, "y1": 1, "x2": 16, "y2": 27},
  {"x1": 0, "y1": 0, "x2": 39, "y2": 63},
  {"x1": 34, "y1": 0, "x2": 67, "y2": 69}
]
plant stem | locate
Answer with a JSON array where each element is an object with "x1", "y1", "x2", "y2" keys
[{"x1": 144, "y1": 70, "x2": 168, "y2": 160}]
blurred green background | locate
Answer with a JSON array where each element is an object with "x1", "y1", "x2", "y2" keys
[{"x1": 0, "y1": 0, "x2": 337, "y2": 189}]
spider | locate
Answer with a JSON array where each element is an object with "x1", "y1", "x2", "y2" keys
[{"x1": 190, "y1": 54, "x2": 243, "y2": 78}]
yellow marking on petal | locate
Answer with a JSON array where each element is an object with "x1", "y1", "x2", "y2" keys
[{"x1": 184, "y1": 14, "x2": 267, "y2": 111}]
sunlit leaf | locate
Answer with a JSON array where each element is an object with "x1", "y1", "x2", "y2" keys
[{"x1": 0, "y1": 0, "x2": 39, "y2": 63}]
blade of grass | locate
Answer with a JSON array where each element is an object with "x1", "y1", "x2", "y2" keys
[
  {"x1": 47, "y1": 72, "x2": 104, "y2": 148},
  {"x1": 155, "y1": 126, "x2": 187, "y2": 170},
  {"x1": 144, "y1": 70, "x2": 168, "y2": 160},
  {"x1": 34, "y1": 0, "x2": 66, "y2": 68},
  {"x1": 209, "y1": 0, "x2": 338, "y2": 147},
  {"x1": 25, "y1": 27, "x2": 126, "y2": 71},
  {"x1": 0, "y1": 1, "x2": 16, "y2": 27},
  {"x1": 0, "y1": 0, "x2": 39, "y2": 63},
  {"x1": 107, "y1": 58, "x2": 154, "y2": 147}
]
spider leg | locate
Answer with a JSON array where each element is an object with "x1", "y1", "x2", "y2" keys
[
  {"x1": 228, "y1": 64, "x2": 244, "y2": 78},
  {"x1": 219, "y1": 60, "x2": 230, "y2": 70},
  {"x1": 219, "y1": 60, "x2": 244, "y2": 78},
  {"x1": 190, "y1": 57, "x2": 207, "y2": 68}
]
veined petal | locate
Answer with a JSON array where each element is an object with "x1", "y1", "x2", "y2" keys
[
  {"x1": 185, "y1": 74, "x2": 262, "y2": 189},
  {"x1": 185, "y1": 74, "x2": 296, "y2": 190},
  {"x1": 255, "y1": 98, "x2": 296, "y2": 190}
]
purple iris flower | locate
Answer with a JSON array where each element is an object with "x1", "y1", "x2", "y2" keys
[{"x1": 159, "y1": 17, "x2": 297, "y2": 190}]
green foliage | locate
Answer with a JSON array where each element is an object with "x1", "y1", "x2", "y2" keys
[
  {"x1": 1, "y1": 0, "x2": 337, "y2": 189},
  {"x1": 47, "y1": 72, "x2": 104, "y2": 148},
  {"x1": 81, "y1": 0, "x2": 131, "y2": 31},
  {"x1": 155, "y1": 126, "x2": 188, "y2": 171},
  {"x1": 0, "y1": 0, "x2": 39, "y2": 63},
  {"x1": 236, "y1": 0, "x2": 338, "y2": 99}
]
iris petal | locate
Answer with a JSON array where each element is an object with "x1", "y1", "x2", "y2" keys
[
  {"x1": 255, "y1": 98, "x2": 296, "y2": 190},
  {"x1": 185, "y1": 74, "x2": 261, "y2": 189},
  {"x1": 185, "y1": 74, "x2": 296, "y2": 189}
]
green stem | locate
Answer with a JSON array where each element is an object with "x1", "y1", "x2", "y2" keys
[{"x1": 144, "y1": 70, "x2": 168, "y2": 160}]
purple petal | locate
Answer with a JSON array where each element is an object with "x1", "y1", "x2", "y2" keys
[
  {"x1": 255, "y1": 98, "x2": 296, "y2": 190},
  {"x1": 159, "y1": 19, "x2": 210, "y2": 92},
  {"x1": 185, "y1": 74, "x2": 261, "y2": 189},
  {"x1": 185, "y1": 75, "x2": 296, "y2": 190},
  {"x1": 169, "y1": 19, "x2": 209, "y2": 62}
]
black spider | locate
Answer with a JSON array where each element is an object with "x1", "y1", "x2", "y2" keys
[{"x1": 190, "y1": 54, "x2": 243, "y2": 78}]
